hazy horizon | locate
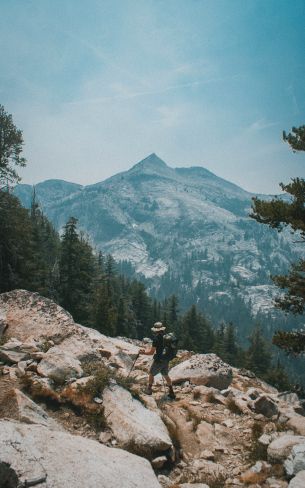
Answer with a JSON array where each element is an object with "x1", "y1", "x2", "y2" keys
[{"x1": 15, "y1": 152, "x2": 284, "y2": 196}]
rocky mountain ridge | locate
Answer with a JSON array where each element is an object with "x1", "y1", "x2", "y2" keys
[
  {"x1": 14, "y1": 154, "x2": 304, "y2": 323},
  {"x1": 1, "y1": 289, "x2": 305, "y2": 487}
]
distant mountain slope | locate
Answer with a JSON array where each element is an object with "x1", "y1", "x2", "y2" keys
[{"x1": 14, "y1": 154, "x2": 303, "y2": 325}]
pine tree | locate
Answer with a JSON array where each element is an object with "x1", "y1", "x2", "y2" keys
[
  {"x1": 179, "y1": 304, "x2": 213, "y2": 353},
  {"x1": 130, "y1": 281, "x2": 151, "y2": 338},
  {"x1": 180, "y1": 305, "x2": 197, "y2": 351},
  {"x1": 213, "y1": 323, "x2": 226, "y2": 358},
  {"x1": 59, "y1": 217, "x2": 96, "y2": 324},
  {"x1": 0, "y1": 191, "x2": 32, "y2": 292},
  {"x1": 27, "y1": 190, "x2": 60, "y2": 297},
  {"x1": 251, "y1": 124, "x2": 305, "y2": 354},
  {"x1": 263, "y1": 359, "x2": 291, "y2": 391},
  {"x1": 0, "y1": 105, "x2": 26, "y2": 187},
  {"x1": 223, "y1": 322, "x2": 239, "y2": 366},
  {"x1": 168, "y1": 294, "x2": 179, "y2": 332},
  {"x1": 245, "y1": 325, "x2": 272, "y2": 377}
]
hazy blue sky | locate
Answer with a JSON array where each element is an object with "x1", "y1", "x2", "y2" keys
[{"x1": 1, "y1": 0, "x2": 304, "y2": 193}]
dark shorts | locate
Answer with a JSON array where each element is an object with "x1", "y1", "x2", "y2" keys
[{"x1": 149, "y1": 358, "x2": 169, "y2": 376}]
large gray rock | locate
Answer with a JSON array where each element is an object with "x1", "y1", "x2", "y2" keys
[
  {"x1": 253, "y1": 395, "x2": 279, "y2": 418},
  {"x1": 285, "y1": 443, "x2": 305, "y2": 477},
  {"x1": 103, "y1": 384, "x2": 172, "y2": 457},
  {"x1": 0, "y1": 419, "x2": 162, "y2": 488},
  {"x1": 0, "y1": 290, "x2": 77, "y2": 342},
  {"x1": 287, "y1": 415, "x2": 305, "y2": 436},
  {"x1": 59, "y1": 328, "x2": 139, "y2": 371},
  {"x1": 12, "y1": 389, "x2": 61, "y2": 430},
  {"x1": 268, "y1": 435, "x2": 305, "y2": 462},
  {"x1": 169, "y1": 354, "x2": 233, "y2": 389},
  {"x1": 288, "y1": 470, "x2": 305, "y2": 488},
  {"x1": 37, "y1": 349, "x2": 83, "y2": 384},
  {"x1": 278, "y1": 392, "x2": 300, "y2": 405},
  {"x1": 0, "y1": 348, "x2": 29, "y2": 364}
]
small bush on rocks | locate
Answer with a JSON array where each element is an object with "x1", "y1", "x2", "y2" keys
[
  {"x1": 39, "y1": 340, "x2": 53, "y2": 353},
  {"x1": 0, "y1": 336, "x2": 7, "y2": 347},
  {"x1": 21, "y1": 374, "x2": 59, "y2": 403},
  {"x1": 206, "y1": 391, "x2": 218, "y2": 404},
  {"x1": 247, "y1": 421, "x2": 268, "y2": 462},
  {"x1": 84, "y1": 407, "x2": 107, "y2": 430},
  {"x1": 226, "y1": 398, "x2": 243, "y2": 415},
  {"x1": 78, "y1": 364, "x2": 112, "y2": 399},
  {"x1": 81, "y1": 359, "x2": 142, "y2": 402},
  {"x1": 192, "y1": 389, "x2": 201, "y2": 400}
]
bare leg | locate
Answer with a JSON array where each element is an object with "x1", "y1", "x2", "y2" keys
[
  {"x1": 145, "y1": 374, "x2": 154, "y2": 395},
  {"x1": 163, "y1": 375, "x2": 175, "y2": 399}
]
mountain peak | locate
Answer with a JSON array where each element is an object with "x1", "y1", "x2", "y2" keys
[{"x1": 130, "y1": 153, "x2": 169, "y2": 173}]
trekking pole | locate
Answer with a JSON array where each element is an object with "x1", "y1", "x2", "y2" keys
[{"x1": 127, "y1": 352, "x2": 140, "y2": 378}]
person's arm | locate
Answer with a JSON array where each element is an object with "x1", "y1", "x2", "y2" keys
[{"x1": 139, "y1": 346, "x2": 156, "y2": 356}]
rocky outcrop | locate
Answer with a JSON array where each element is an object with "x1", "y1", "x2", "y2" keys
[
  {"x1": 37, "y1": 349, "x2": 83, "y2": 384},
  {"x1": 287, "y1": 415, "x2": 305, "y2": 436},
  {"x1": 0, "y1": 290, "x2": 76, "y2": 341},
  {"x1": 0, "y1": 419, "x2": 162, "y2": 488},
  {"x1": 0, "y1": 290, "x2": 140, "y2": 374},
  {"x1": 288, "y1": 470, "x2": 305, "y2": 488},
  {"x1": 253, "y1": 395, "x2": 279, "y2": 418},
  {"x1": 1, "y1": 290, "x2": 305, "y2": 488},
  {"x1": 102, "y1": 384, "x2": 172, "y2": 458},
  {"x1": 268, "y1": 435, "x2": 305, "y2": 462},
  {"x1": 285, "y1": 443, "x2": 305, "y2": 477},
  {"x1": 169, "y1": 353, "x2": 233, "y2": 389},
  {"x1": 8, "y1": 388, "x2": 61, "y2": 430}
]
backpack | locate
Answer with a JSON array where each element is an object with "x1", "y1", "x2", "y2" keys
[{"x1": 162, "y1": 333, "x2": 178, "y2": 360}]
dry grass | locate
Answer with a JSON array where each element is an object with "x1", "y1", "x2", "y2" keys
[
  {"x1": 205, "y1": 390, "x2": 218, "y2": 404},
  {"x1": 226, "y1": 398, "x2": 243, "y2": 415},
  {"x1": 0, "y1": 378, "x2": 19, "y2": 419},
  {"x1": 247, "y1": 421, "x2": 268, "y2": 462},
  {"x1": 183, "y1": 404, "x2": 202, "y2": 432},
  {"x1": 275, "y1": 421, "x2": 289, "y2": 432},
  {"x1": 0, "y1": 335, "x2": 7, "y2": 346},
  {"x1": 21, "y1": 372, "x2": 106, "y2": 432},
  {"x1": 77, "y1": 364, "x2": 112, "y2": 399},
  {"x1": 21, "y1": 374, "x2": 60, "y2": 403},
  {"x1": 240, "y1": 470, "x2": 269, "y2": 485},
  {"x1": 208, "y1": 481, "x2": 226, "y2": 488},
  {"x1": 192, "y1": 389, "x2": 201, "y2": 400}
]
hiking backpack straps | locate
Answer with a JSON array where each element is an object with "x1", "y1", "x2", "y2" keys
[{"x1": 162, "y1": 332, "x2": 178, "y2": 360}]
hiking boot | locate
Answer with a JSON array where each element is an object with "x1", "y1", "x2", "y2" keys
[
  {"x1": 168, "y1": 386, "x2": 175, "y2": 399},
  {"x1": 145, "y1": 385, "x2": 153, "y2": 395}
]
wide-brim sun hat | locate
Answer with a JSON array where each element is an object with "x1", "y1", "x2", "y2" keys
[{"x1": 151, "y1": 321, "x2": 166, "y2": 332}]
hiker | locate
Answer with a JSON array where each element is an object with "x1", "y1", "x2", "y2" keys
[{"x1": 139, "y1": 321, "x2": 176, "y2": 399}]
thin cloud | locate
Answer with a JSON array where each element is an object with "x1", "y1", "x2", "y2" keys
[
  {"x1": 247, "y1": 119, "x2": 279, "y2": 132},
  {"x1": 66, "y1": 76, "x2": 232, "y2": 106}
]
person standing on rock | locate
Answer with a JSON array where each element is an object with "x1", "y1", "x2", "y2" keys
[{"x1": 139, "y1": 321, "x2": 176, "y2": 399}]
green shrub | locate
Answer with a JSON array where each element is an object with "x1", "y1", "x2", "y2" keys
[
  {"x1": 78, "y1": 364, "x2": 112, "y2": 399},
  {"x1": 248, "y1": 421, "x2": 268, "y2": 462}
]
